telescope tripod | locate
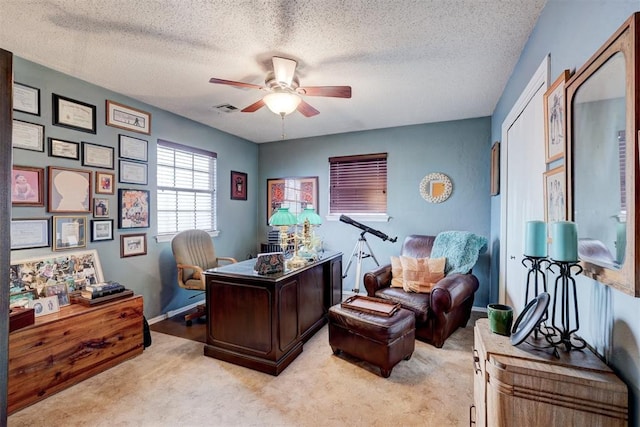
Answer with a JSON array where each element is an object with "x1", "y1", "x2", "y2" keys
[{"x1": 343, "y1": 233, "x2": 379, "y2": 293}]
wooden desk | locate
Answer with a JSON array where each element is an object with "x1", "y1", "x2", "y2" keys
[{"x1": 204, "y1": 251, "x2": 342, "y2": 375}]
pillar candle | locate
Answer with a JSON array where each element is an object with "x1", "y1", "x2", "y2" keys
[
  {"x1": 524, "y1": 221, "x2": 547, "y2": 257},
  {"x1": 550, "y1": 221, "x2": 578, "y2": 262}
]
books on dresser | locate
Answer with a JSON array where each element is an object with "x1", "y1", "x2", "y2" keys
[{"x1": 81, "y1": 281, "x2": 125, "y2": 299}]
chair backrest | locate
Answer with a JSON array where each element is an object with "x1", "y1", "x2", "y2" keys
[
  {"x1": 171, "y1": 229, "x2": 219, "y2": 288},
  {"x1": 400, "y1": 235, "x2": 436, "y2": 258}
]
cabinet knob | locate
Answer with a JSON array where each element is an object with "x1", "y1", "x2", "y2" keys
[
  {"x1": 472, "y1": 349, "x2": 482, "y2": 374},
  {"x1": 469, "y1": 404, "x2": 476, "y2": 426}
]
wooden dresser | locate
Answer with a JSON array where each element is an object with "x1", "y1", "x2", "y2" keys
[
  {"x1": 472, "y1": 318, "x2": 628, "y2": 426},
  {"x1": 8, "y1": 295, "x2": 144, "y2": 414}
]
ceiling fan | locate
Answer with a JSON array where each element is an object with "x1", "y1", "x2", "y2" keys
[{"x1": 209, "y1": 56, "x2": 351, "y2": 117}]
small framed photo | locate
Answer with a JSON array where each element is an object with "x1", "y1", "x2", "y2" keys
[
  {"x1": 9, "y1": 290, "x2": 38, "y2": 308},
  {"x1": 119, "y1": 134, "x2": 148, "y2": 162},
  {"x1": 49, "y1": 137, "x2": 80, "y2": 160},
  {"x1": 119, "y1": 160, "x2": 148, "y2": 185},
  {"x1": 231, "y1": 171, "x2": 248, "y2": 200},
  {"x1": 544, "y1": 70, "x2": 571, "y2": 163},
  {"x1": 12, "y1": 119, "x2": 44, "y2": 152},
  {"x1": 28, "y1": 295, "x2": 60, "y2": 317},
  {"x1": 95, "y1": 171, "x2": 115, "y2": 195},
  {"x1": 82, "y1": 141, "x2": 114, "y2": 169},
  {"x1": 106, "y1": 100, "x2": 151, "y2": 135},
  {"x1": 44, "y1": 283, "x2": 70, "y2": 307},
  {"x1": 118, "y1": 189, "x2": 150, "y2": 229},
  {"x1": 490, "y1": 142, "x2": 500, "y2": 196},
  {"x1": 91, "y1": 219, "x2": 114, "y2": 242},
  {"x1": 543, "y1": 166, "x2": 567, "y2": 223},
  {"x1": 13, "y1": 82, "x2": 40, "y2": 116},
  {"x1": 11, "y1": 218, "x2": 50, "y2": 250},
  {"x1": 52, "y1": 93, "x2": 97, "y2": 134},
  {"x1": 120, "y1": 233, "x2": 147, "y2": 257},
  {"x1": 93, "y1": 198, "x2": 110, "y2": 218},
  {"x1": 53, "y1": 215, "x2": 87, "y2": 251},
  {"x1": 48, "y1": 166, "x2": 92, "y2": 213},
  {"x1": 12, "y1": 165, "x2": 44, "y2": 206}
]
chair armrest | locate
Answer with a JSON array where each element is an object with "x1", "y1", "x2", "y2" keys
[
  {"x1": 217, "y1": 256, "x2": 237, "y2": 264},
  {"x1": 363, "y1": 264, "x2": 392, "y2": 296},
  {"x1": 176, "y1": 263, "x2": 205, "y2": 283},
  {"x1": 431, "y1": 273, "x2": 480, "y2": 314}
]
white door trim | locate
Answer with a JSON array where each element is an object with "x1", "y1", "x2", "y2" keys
[{"x1": 499, "y1": 55, "x2": 549, "y2": 303}]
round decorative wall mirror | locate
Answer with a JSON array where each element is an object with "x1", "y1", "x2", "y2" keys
[{"x1": 419, "y1": 172, "x2": 452, "y2": 203}]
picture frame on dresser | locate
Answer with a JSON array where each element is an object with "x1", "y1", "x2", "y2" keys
[
  {"x1": 12, "y1": 119, "x2": 44, "y2": 152},
  {"x1": 52, "y1": 93, "x2": 97, "y2": 134},
  {"x1": 13, "y1": 82, "x2": 40, "y2": 116}
]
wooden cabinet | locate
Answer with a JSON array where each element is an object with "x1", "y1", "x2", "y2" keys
[
  {"x1": 472, "y1": 318, "x2": 628, "y2": 426},
  {"x1": 8, "y1": 295, "x2": 144, "y2": 414},
  {"x1": 204, "y1": 251, "x2": 342, "y2": 375}
]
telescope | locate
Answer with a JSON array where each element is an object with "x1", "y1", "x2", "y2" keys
[{"x1": 339, "y1": 215, "x2": 397, "y2": 243}]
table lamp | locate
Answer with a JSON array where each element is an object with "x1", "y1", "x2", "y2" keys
[
  {"x1": 268, "y1": 207, "x2": 297, "y2": 252},
  {"x1": 297, "y1": 205, "x2": 323, "y2": 258}
]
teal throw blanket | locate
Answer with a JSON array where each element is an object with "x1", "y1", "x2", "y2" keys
[{"x1": 431, "y1": 231, "x2": 487, "y2": 274}]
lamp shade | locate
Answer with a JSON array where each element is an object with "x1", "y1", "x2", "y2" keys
[
  {"x1": 269, "y1": 207, "x2": 297, "y2": 226},
  {"x1": 524, "y1": 220, "x2": 547, "y2": 257},
  {"x1": 263, "y1": 91, "x2": 301, "y2": 116},
  {"x1": 550, "y1": 221, "x2": 578, "y2": 262},
  {"x1": 297, "y1": 206, "x2": 322, "y2": 225}
]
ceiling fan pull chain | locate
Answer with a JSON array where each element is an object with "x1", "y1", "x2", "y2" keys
[{"x1": 281, "y1": 113, "x2": 286, "y2": 140}]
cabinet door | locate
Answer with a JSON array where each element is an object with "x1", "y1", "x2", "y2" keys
[
  {"x1": 298, "y1": 266, "x2": 324, "y2": 335},
  {"x1": 327, "y1": 257, "x2": 343, "y2": 307},
  {"x1": 473, "y1": 326, "x2": 487, "y2": 427}
]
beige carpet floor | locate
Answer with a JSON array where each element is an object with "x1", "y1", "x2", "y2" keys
[{"x1": 8, "y1": 312, "x2": 485, "y2": 427}]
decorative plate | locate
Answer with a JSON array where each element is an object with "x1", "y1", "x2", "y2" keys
[
  {"x1": 419, "y1": 172, "x2": 452, "y2": 203},
  {"x1": 510, "y1": 292, "x2": 551, "y2": 346}
]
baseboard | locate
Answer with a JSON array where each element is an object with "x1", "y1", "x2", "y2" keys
[
  {"x1": 147, "y1": 299, "x2": 205, "y2": 325},
  {"x1": 472, "y1": 306, "x2": 487, "y2": 313}
]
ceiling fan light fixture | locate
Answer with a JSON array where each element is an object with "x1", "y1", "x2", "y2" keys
[{"x1": 263, "y1": 91, "x2": 301, "y2": 116}]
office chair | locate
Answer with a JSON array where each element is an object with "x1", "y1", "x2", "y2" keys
[{"x1": 171, "y1": 229, "x2": 237, "y2": 326}]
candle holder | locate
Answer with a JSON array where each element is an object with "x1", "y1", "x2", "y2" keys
[
  {"x1": 539, "y1": 260, "x2": 586, "y2": 353},
  {"x1": 521, "y1": 255, "x2": 551, "y2": 339}
]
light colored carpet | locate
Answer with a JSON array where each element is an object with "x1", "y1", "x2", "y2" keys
[{"x1": 8, "y1": 313, "x2": 484, "y2": 427}]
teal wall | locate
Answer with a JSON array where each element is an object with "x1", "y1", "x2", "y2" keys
[
  {"x1": 258, "y1": 117, "x2": 492, "y2": 304},
  {"x1": 11, "y1": 57, "x2": 259, "y2": 318},
  {"x1": 491, "y1": 1, "x2": 640, "y2": 422}
]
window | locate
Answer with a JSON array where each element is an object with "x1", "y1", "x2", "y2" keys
[
  {"x1": 157, "y1": 139, "x2": 217, "y2": 237},
  {"x1": 329, "y1": 153, "x2": 388, "y2": 218}
]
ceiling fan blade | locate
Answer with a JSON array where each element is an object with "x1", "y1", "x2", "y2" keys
[
  {"x1": 241, "y1": 99, "x2": 266, "y2": 113},
  {"x1": 209, "y1": 77, "x2": 263, "y2": 90},
  {"x1": 272, "y1": 56, "x2": 297, "y2": 86},
  {"x1": 297, "y1": 86, "x2": 352, "y2": 98},
  {"x1": 297, "y1": 99, "x2": 320, "y2": 117}
]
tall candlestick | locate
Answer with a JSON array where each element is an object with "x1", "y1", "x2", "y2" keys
[
  {"x1": 550, "y1": 221, "x2": 578, "y2": 262},
  {"x1": 524, "y1": 220, "x2": 547, "y2": 257}
]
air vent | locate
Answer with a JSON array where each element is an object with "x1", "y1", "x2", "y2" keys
[{"x1": 213, "y1": 104, "x2": 239, "y2": 113}]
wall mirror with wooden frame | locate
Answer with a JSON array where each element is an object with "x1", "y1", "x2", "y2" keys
[{"x1": 567, "y1": 12, "x2": 640, "y2": 297}]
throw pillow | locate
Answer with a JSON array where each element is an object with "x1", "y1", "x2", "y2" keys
[
  {"x1": 400, "y1": 256, "x2": 446, "y2": 293},
  {"x1": 390, "y1": 256, "x2": 404, "y2": 288}
]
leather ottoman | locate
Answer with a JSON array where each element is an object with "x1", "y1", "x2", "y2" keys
[{"x1": 328, "y1": 303, "x2": 415, "y2": 377}]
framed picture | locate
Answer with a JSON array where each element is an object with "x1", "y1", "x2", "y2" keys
[
  {"x1": 231, "y1": 170, "x2": 248, "y2": 200},
  {"x1": 82, "y1": 141, "x2": 114, "y2": 169},
  {"x1": 44, "y1": 283, "x2": 70, "y2": 307},
  {"x1": 543, "y1": 166, "x2": 566, "y2": 223},
  {"x1": 119, "y1": 160, "x2": 148, "y2": 185},
  {"x1": 9, "y1": 290, "x2": 38, "y2": 308},
  {"x1": 11, "y1": 218, "x2": 50, "y2": 250},
  {"x1": 118, "y1": 189, "x2": 150, "y2": 229},
  {"x1": 28, "y1": 296, "x2": 60, "y2": 317},
  {"x1": 267, "y1": 176, "x2": 319, "y2": 224},
  {"x1": 91, "y1": 219, "x2": 114, "y2": 242},
  {"x1": 106, "y1": 100, "x2": 151, "y2": 135},
  {"x1": 119, "y1": 134, "x2": 148, "y2": 162},
  {"x1": 49, "y1": 137, "x2": 80, "y2": 160},
  {"x1": 52, "y1": 93, "x2": 97, "y2": 134},
  {"x1": 93, "y1": 198, "x2": 110, "y2": 218},
  {"x1": 490, "y1": 142, "x2": 500, "y2": 196},
  {"x1": 120, "y1": 233, "x2": 147, "y2": 257},
  {"x1": 12, "y1": 119, "x2": 44, "y2": 152},
  {"x1": 544, "y1": 70, "x2": 571, "y2": 163},
  {"x1": 95, "y1": 171, "x2": 115, "y2": 195},
  {"x1": 12, "y1": 165, "x2": 44, "y2": 206},
  {"x1": 48, "y1": 166, "x2": 92, "y2": 213},
  {"x1": 13, "y1": 82, "x2": 40, "y2": 116},
  {"x1": 53, "y1": 215, "x2": 87, "y2": 251}
]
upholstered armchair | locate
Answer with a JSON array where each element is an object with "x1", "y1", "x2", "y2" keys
[
  {"x1": 363, "y1": 233, "x2": 484, "y2": 348},
  {"x1": 171, "y1": 229, "x2": 237, "y2": 325}
]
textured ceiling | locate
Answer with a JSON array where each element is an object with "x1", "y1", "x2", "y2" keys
[{"x1": 0, "y1": 0, "x2": 546, "y2": 143}]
